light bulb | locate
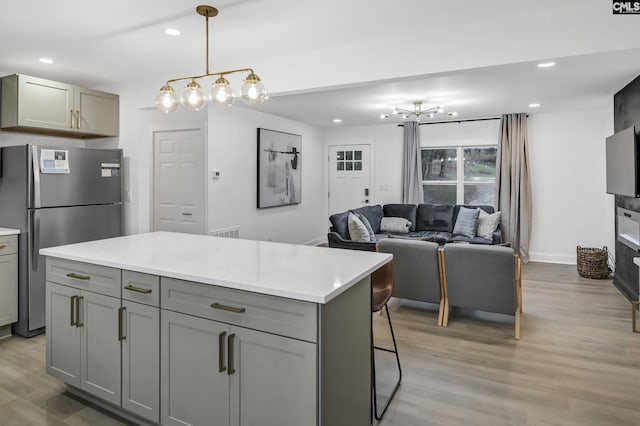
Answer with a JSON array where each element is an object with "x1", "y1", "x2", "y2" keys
[
  {"x1": 210, "y1": 77, "x2": 234, "y2": 108},
  {"x1": 155, "y1": 85, "x2": 179, "y2": 113},
  {"x1": 241, "y1": 72, "x2": 266, "y2": 106},
  {"x1": 180, "y1": 81, "x2": 206, "y2": 111}
]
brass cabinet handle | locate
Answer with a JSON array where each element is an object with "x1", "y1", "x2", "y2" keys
[
  {"x1": 0, "y1": 244, "x2": 6, "y2": 250},
  {"x1": 118, "y1": 307, "x2": 126, "y2": 341},
  {"x1": 70, "y1": 109, "x2": 74, "y2": 128},
  {"x1": 219, "y1": 331, "x2": 227, "y2": 372},
  {"x1": 70, "y1": 295, "x2": 78, "y2": 326},
  {"x1": 211, "y1": 303, "x2": 246, "y2": 314},
  {"x1": 633, "y1": 301, "x2": 639, "y2": 333},
  {"x1": 67, "y1": 273, "x2": 91, "y2": 280},
  {"x1": 227, "y1": 333, "x2": 236, "y2": 375},
  {"x1": 76, "y1": 110, "x2": 81, "y2": 129},
  {"x1": 75, "y1": 296, "x2": 84, "y2": 327},
  {"x1": 124, "y1": 285, "x2": 152, "y2": 294}
]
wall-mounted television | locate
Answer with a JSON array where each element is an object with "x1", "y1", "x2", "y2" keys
[{"x1": 606, "y1": 126, "x2": 638, "y2": 197}]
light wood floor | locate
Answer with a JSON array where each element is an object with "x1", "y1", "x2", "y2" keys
[{"x1": 0, "y1": 263, "x2": 638, "y2": 425}]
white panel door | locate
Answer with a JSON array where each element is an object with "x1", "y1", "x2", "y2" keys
[
  {"x1": 229, "y1": 326, "x2": 316, "y2": 426},
  {"x1": 161, "y1": 310, "x2": 229, "y2": 426},
  {"x1": 329, "y1": 144, "x2": 372, "y2": 215},
  {"x1": 45, "y1": 282, "x2": 81, "y2": 387},
  {"x1": 80, "y1": 291, "x2": 122, "y2": 405},
  {"x1": 153, "y1": 129, "x2": 206, "y2": 234},
  {"x1": 122, "y1": 301, "x2": 160, "y2": 423}
]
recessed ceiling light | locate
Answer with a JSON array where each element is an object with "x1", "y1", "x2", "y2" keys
[
  {"x1": 380, "y1": 114, "x2": 389, "y2": 119},
  {"x1": 528, "y1": 103, "x2": 541, "y2": 108},
  {"x1": 39, "y1": 58, "x2": 53, "y2": 64},
  {"x1": 165, "y1": 28, "x2": 181, "y2": 36},
  {"x1": 332, "y1": 118, "x2": 342, "y2": 123},
  {"x1": 537, "y1": 62, "x2": 556, "y2": 68},
  {"x1": 448, "y1": 112, "x2": 458, "y2": 117}
]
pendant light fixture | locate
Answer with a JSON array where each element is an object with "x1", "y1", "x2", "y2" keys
[{"x1": 155, "y1": 5, "x2": 267, "y2": 113}]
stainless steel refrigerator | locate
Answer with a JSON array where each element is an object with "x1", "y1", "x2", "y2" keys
[{"x1": 0, "y1": 145, "x2": 123, "y2": 337}]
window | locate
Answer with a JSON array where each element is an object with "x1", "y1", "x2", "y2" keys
[
  {"x1": 336, "y1": 150, "x2": 363, "y2": 171},
  {"x1": 421, "y1": 146, "x2": 497, "y2": 205}
]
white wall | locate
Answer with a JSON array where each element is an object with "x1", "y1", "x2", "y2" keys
[
  {"x1": 528, "y1": 107, "x2": 615, "y2": 263},
  {"x1": 0, "y1": 131, "x2": 85, "y2": 149}
]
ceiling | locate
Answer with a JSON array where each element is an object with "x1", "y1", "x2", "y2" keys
[
  {"x1": 252, "y1": 48, "x2": 640, "y2": 127},
  {"x1": 1, "y1": 1, "x2": 640, "y2": 128}
]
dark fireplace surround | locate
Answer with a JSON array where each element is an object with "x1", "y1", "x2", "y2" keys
[{"x1": 613, "y1": 74, "x2": 640, "y2": 302}]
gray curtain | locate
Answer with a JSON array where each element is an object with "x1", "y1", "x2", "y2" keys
[
  {"x1": 402, "y1": 121, "x2": 425, "y2": 204},
  {"x1": 495, "y1": 113, "x2": 532, "y2": 262}
]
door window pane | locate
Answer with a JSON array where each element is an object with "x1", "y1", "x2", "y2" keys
[
  {"x1": 423, "y1": 185, "x2": 457, "y2": 204},
  {"x1": 464, "y1": 183, "x2": 495, "y2": 205},
  {"x1": 346, "y1": 162, "x2": 353, "y2": 171},
  {"x1": 354, "y1": 161, "x2": 362, "y2": 171},
  {"x1": 337, "y1": 151, "x2": 344, "y2": 160},
  {"x1": 354, "y1": 150, "x2": 362, "y2": 161},
  {"x1": 345, "y1": 151, "x2": 353, "y2": 160},
  {"x1": 337, "y1": 162, "x2": 344, "y2": 171},
  {"x1": 464, "y1": 147, "x2": 497, "y2": 182},
  {"x1": 421, "y1": 149, "x2": 457, "y2": 181}
]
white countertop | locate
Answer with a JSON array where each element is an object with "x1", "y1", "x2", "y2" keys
[
  {"x1": 40, "y1": 232, "x2": 392, "y2": 304},
  {"x1": 0, "y1": 228, "x2": 20, "y2": 236}
]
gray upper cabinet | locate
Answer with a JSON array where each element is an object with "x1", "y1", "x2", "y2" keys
[{"x1": 0, "y1": 74, "x2": 119, "y2": 138}]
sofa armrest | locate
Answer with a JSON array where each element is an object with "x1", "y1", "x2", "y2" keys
[{"x1": 327, "y1": 232, "x2": 378, "y2": 252}]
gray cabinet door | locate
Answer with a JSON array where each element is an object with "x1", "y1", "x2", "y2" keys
[
  {"x1": 80, "y1": 290, "x2": 122, "y2": 405},
  {"x1": 74, "y1": 87, "x2": 119, "y2": 136},
  {"x1": 17, "y1": 75, "x2": 74, "y2": 131},
  {"x1": 229, "y1": 326, "x2": 317, "y2": 426},
  {"x1": 122, "y1": 300, "x2": 160, "y2": 422},
  {"x1": 161, "y1": 310, "x2": 230, "y2": 426},
  {"x1": 0, "y1": 253, "x2": 17, "y2": 326},
  {"x1": 45, "y1": 282, "x2": 81, "y2": 387}
]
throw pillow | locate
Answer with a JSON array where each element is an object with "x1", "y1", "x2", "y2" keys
[
  {"x1": 476, "y1": 210, "x2": 501, "y2": 241},
  {"x1": 355, "y1": 212, "x2": 376, "y2": 242},
  {"x1": 348, "y1": 213, "x2": 372, "y2": 242},
  {"x1": 452, "y1": 207, "x2": 480, "y2": 238},
  {"x1": 380, "y1": 217, "x2": 412, "y2": 233}
]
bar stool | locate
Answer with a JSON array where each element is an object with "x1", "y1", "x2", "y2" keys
[{"x1": 371, "y1": 261, "x2": 402, "y2": 421}]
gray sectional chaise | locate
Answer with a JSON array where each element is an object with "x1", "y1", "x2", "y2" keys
[{"x1": 327, "y1": 203, "x2": 503, "y2": 251}]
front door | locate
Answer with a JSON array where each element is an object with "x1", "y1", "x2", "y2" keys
[
  {"x1": 153, "y1": 129, "x2": 206, "y2": 234},
  {"x1": 328, "y1": 144, "x2": 372, "y2": 215}
]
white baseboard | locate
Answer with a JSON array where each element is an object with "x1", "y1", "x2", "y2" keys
[
  {"x1": 303, "y1": 236, "x2": 326, "y2": 246},
  {"x1": 529, "y1": 252, "x2": 576, "y2": 265}
]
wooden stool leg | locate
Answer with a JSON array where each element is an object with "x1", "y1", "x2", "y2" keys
[
  {"x1": 515, "y1": 309, "x2": 521, "y2": 340},
  {"x1": 443, "y1": 299, "x2": 450, "y2": 327}
]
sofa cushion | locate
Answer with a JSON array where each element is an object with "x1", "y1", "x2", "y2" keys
[
  {"x1": 350, "y1": 205, "x2": 384, "y2": 234},
  {"x1": 448, "y1": 235, "x2": 495, "y2": 245},
  {"x1": 415, "y1": 204, "x2": 455, "y2": 232},
  {"x1": 355, "y1": 212, "x2": 376, "y2": 241},
  {"x1": 453, "y1": 205, "x2": 494, "y2": 225},
  {"x1": 383, "y1": 204, "x2": 417, "y2": 231},
  {"x1": 329, "y1": 211, "x2": 350, "y2": 239},
  {"x1": 453, "y1": 207, "x2": 480, "y2": 238},
  {"x1": 388, "y1": 230, "x2": 452, "y2": 244},
  {"x1": 476, "y1": 210, "x2": 501, "y2": 241},
  {"x1": 381, "y1": 217, "x2": 411, "y2": 233},
  {"x1": 348, "y1": 213, "x2": 373, "y2": 242}
]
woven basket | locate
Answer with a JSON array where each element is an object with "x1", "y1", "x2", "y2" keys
[{"x1": 576, "y1": 246, "x2": 609, "y2": 279}]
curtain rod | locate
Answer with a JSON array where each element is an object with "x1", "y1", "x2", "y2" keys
[{"x1": 397, "y1": 117, "x2": 501, "y2": 127}]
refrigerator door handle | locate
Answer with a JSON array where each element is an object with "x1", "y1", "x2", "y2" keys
[
  {"x1": 31, "y1": 146, "x2": 41, "y2": 209},
  {"x1": 32, "y1": 210, "x2": 41, "y2": 270}
]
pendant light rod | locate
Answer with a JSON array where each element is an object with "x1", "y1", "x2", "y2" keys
[{"x1": 165, "y1": 67, "x2": 256, "y2": 85}]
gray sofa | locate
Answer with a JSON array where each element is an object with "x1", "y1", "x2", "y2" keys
[{"x1": 328, "y1": 203, "x2": 503, "y2": 251}]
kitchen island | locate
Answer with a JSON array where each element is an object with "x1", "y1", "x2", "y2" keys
[{"x1": 40, "y1": 232, "x2": 391, "y2": 426}]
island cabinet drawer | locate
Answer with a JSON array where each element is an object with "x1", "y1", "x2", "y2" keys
[
  {"x1": 46, "y1": 258, "x2": 121, "y2": 298},
  {"x1": 161, "y1": 277, "x2": 318, "y2": 342},
  {"x1": 0, "y1": 235, "x2": 17, "y2": 256},
  {"x1": 122, "y1": 271, "x2": 159, "y2": 307}
]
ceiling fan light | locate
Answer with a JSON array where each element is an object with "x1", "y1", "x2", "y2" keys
[
  {"x1": 210, "y1": 77, "x2": 235, "y2": 108},
  {"x1": 181, "y1": 81, "x2": 206, "y2": 111},
  {"x1": 155, "y1": 85, "x2": 179, "y2": 113},
  {"x1": 241, "y1": 73, "x2": 267, "y2": 106}
]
